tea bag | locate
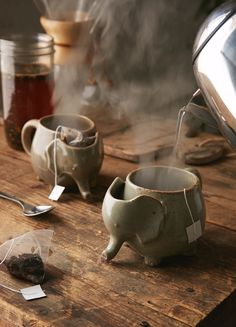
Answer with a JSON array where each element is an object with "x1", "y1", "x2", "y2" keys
[
  {"x1": 60, "y1": 126, "x2": 96, "y2": 147},
  {"x1": 0, "y1": 229, "x2": 54, "y2": 284},
  {"x1": 48, "y1": 125, "x2": 96, "y2": 201}
]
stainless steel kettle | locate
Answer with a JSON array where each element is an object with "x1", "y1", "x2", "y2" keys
[{"x1": 190, "y1": 0, "x2": 236, "y2": 149}]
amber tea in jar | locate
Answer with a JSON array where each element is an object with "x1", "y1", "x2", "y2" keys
[{"x1": 0, "y1": 34, "x2": 54, "y2": 150}]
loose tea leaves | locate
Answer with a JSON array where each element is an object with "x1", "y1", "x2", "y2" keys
[
  {"x1": 4, "y1": 253, "x2": 45, "y2": 284},
  {"x1": 0, "y1": 229, "x2": 53, "y2": 290}
]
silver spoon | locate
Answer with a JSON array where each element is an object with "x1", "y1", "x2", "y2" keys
[{"x1": 0, "y1": 191, "x2": 54, "y2": 217}]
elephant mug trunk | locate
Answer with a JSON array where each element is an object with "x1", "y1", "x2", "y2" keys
[{"x1": 102, "y1": 236, "x2": 124, "y2": 262}]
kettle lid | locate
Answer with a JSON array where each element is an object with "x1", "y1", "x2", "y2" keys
[{"x1": 193, "y1": 1, "x2": 236, "y2": 64}]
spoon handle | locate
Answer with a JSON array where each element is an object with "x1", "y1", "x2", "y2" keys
[{"x1": 0, "y1": 191, "x2": 25, "y2": 209}]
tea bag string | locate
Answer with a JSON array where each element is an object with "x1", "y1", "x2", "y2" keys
[
  {"x1": 53, "y1": 125, "x2": 63, "y2": 186},
  {"x1": 0, "y1": 239, "x2": 21, "y2": 294},
  {"x1": 0, "y1": 239, "x2": 15, "y2": 266},
  {"x1": 0, "y1": 283, "x2": 21, "y2": 294},
  {"x1": 184, "y1": 188, "x2": 197, "y2": 235}
]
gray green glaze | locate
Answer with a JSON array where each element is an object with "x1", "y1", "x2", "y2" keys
[
  {"x1": 102, "y1": 166, "x2": 205, "y2": 266},
  {"x1": 21, "y1": 114, "x2": 103, "y2": 200}
]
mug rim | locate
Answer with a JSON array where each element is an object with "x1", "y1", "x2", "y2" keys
[
  {"x1": 38, "y1": 113, "x2": 96, "y2": 135},
  {"x1": 126, "y1": 165, "x2": 199, "y2": 194}
]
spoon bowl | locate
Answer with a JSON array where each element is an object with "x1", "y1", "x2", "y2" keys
[
  {"x1": 22, "y1": 204, "x2": 54, "y2": 217},
  {"x1": 0, "y1": 191, "x2": 54, "y2": 217}
]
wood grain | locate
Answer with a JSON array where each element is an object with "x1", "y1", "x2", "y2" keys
[{"x1": 0, "y1": 125, "x2": 235, "y2": 326}]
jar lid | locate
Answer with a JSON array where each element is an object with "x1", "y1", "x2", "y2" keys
[{"x1": 0, "y1": 33, "x2": 54, "y2": 56}]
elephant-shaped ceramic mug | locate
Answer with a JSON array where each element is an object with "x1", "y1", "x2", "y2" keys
[
  {"x1": 102, "y1": 165, "x2": 205, "y2": 266},
  {"x1": 21, "y1": 114, "x2": 103, "y2": 200}
]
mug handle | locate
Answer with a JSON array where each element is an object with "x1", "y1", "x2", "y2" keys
[
  {"x1": 185, "y1": 167, "x2": 202, "y2": 189},
  {"x1": 21, "y1": 119, "x2": 39, "y2": 155}
]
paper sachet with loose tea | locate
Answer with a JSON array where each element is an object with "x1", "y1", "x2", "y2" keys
[
  {"x1": 59, "y1": 126, "x2": 96, "y2": 147},
  {"x1": 0, "y1": 229, "x2": 54, "y2": 284}
]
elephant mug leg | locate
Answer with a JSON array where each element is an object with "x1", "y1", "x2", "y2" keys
[
  {"x1": 75, "y1": 179, "x2": 93, "y2": 200},
  {"x1": 90, "y1": 173, "x2": 98, "y2": 188}
]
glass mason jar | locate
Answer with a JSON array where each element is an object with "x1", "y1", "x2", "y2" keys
[{"x1": 0, "y1": 33, "x2": 54, "y2": 150}]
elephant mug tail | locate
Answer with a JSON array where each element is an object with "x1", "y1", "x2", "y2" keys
[{"x1": 101, "y1": 236, "x2": 124, "y2": 262}]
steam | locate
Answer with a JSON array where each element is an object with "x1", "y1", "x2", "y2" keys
[
  {"x1": 91, "y1": 0, "x2": 199, "y2": 113},
  {"x1": 51, "y1": 0, "x2": 200, "y2": 166},
  {"x1": 90, "y1": 0, "x2": 165, "y2": 84},
  {"x1": 34, "y1": 0, "x2": 92, "y2": 20},
  {"x1": 53, "y1": 55, "x2": 90, "y2": 114}
]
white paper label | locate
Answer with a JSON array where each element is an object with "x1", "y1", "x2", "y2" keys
[
  {"x1": 186, "y1": 220, "x2": 202, "y2": 243},
  {"x1": 21, "y1": 285, "x2": 46, "y2": 301},
  {"x1": 49, "y1": 185, "x2": 65, "y2": 201}
]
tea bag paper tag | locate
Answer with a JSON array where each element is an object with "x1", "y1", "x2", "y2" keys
[
  {"x1": 49, "y1": 185, "x2": 65, "y2": 201},
  {"x1": 20, "y1": 285, "x2": 46, "y2": 301},
  {"x1": 186, "y1": 220, "x2": 202, "y2": 243},
  {"x1": 48, "y1": 125, "x2": 66, "y2": 201}
]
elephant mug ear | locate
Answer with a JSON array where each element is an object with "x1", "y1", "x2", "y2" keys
[
  {"x1": 45, "y1": 139, "x2": 65, "y2": 173},
  {"x1": 133, "y1": 195, "x2": 166, "y2": 245}
]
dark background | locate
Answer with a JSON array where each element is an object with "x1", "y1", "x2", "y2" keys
[{"x1": 0, "y1": 0, "x2": 43, "y2": 35}]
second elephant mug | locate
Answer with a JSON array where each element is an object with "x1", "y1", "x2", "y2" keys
[
  {"x1": 102, "y1": 165, "x2": 206, "y2": 266},
  {"x1": 21, "y1": 114, "x2": 103, "y2": 200}
]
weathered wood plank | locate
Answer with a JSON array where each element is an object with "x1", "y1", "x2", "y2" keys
[
  {"x1": 103, "y1": 115, "x2": 176, "y2": 162},
  {"x1": 0, "y1": 125, "x2": 235, "y2": 326},
  {"x1": 0, "y1": 184, "x2": 235, "y2": 327}
]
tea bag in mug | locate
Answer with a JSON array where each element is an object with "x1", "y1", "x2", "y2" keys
[
  {"x1": 60, "y1": 126, "x2": 96, "y2": 147},
  {"x1": 0, "y1": 229, "x2": 54, "y2": 284},
  {"x1": 48, "y1": 125, "x2": 97, "y2": 201},
  {"x1": 22, "y1": 114, "x2": 103, "y2": 202}
]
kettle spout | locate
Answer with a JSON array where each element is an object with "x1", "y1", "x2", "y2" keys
[
  {"x1": 102, "y1": 236, "x2": 124, "y2": 262},
  {"x1": 187, "y1": 89, "x2": 219, "y2": 130}
]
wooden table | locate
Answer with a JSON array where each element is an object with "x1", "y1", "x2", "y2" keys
[{"x1": 0, "y1": 124, "x2": 235, "y2": 327}]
